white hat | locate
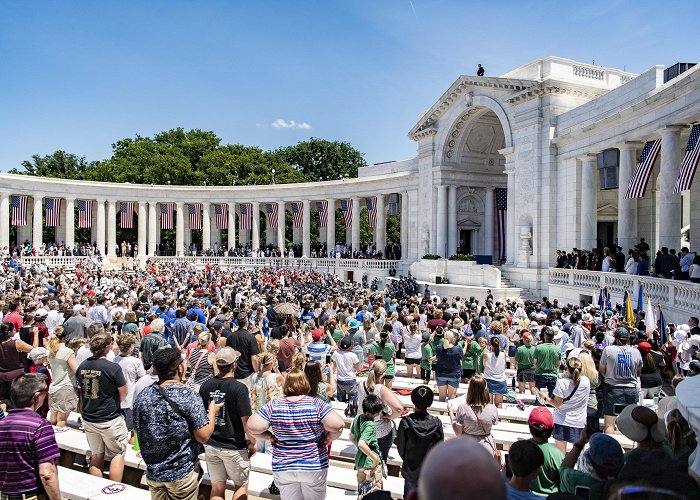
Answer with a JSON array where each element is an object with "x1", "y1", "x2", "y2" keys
[{"x1": 73, "y1": 304, "x2": 84, "y2": 312}]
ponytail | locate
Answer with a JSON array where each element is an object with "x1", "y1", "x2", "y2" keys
[
  {"x1": 366, "y1": 359, "x2": 387, "y2": 392},
  {"x1": 490, "y1": 336, "x2": 500, "y2": 358},
  {"x1": 567, "y1": 357, "x2": 583, "y2": 384},
  {"x1": 47, "y1": 326, "x2": 66, "y2": 356}
]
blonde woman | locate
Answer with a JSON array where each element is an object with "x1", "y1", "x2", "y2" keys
[
  {"x1": 186, "y1": 328, "x2": 216, "y2": 392},
  {"x1": 251, "y1": 351, "x2": 284, "y2": 413},
  {"x1": 578, "y1": 351, "x2": 601, "y2": 435},
  {"x1": 434, "y1": 330, "x2": 464, "y2": 402},
  {"x1": 47, "y1": 326, "x2": 78, "y2": 428}
]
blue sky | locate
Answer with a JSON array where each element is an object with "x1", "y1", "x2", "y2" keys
[{"x1": 0, "y1": 0, "x2": 695, "y2": 170}]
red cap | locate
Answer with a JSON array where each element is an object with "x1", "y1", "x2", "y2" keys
[
  {"x1": 637, "y1": 342, "x2": 652, "y2": 353},
  {"x1": 528, "y1": 407, "x2": 554, "y2": 430},
  {"x1": 311, "y1": 328, "x2": 325, "y2": 341}
]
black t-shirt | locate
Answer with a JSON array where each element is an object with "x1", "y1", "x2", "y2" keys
[
  {"x1": 76, "y1": 357, "x2": 126, "y2": 423},
  {"x1": 640, "y1": 353, "x2": 663, "y2": 388},
  {"x1": 226, "y1": 329, "x2": 260, "y2": 379},
  {"x1": 199, "y1": 376, "x2": 252, "y2": 449}
]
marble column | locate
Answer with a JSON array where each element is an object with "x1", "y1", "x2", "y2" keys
[
  {"x1": 137, "y1": 202, "x2": 147, "y2": 257},
  {"x1": 436, "y1": 185, "x2": 448, "y2": 257},
  {"x1": 175, "y1": 202, "x2": 184, "y2": 256},
  {"x1": 401, "y1": 192, "x2": 408, "y2": 260},
  {"x1": 277, "y1": 201, "x2": 285, "y2": 255},
  {"x1": 302, "y1": 200, "x2": 311, "y2": 257},
  {"x1": 617, "y1": 142, "x2": 642, "y2": 253},
  {"x1": 227, "y1": 202, "x2": 236, "y2": 251},
  {"x1": 447, "y1": 186, "x2": 458, "y2": 256},
  {"x1": 658, "y1": 126, "x2": 684, "y2": 250},
  {"x1": 96, "y1": 201, "x2": 106, "y2": 256},
  {"x1": 505, "y1": 168, "x2": 516, "y2": 264},
  {"x1": 351, "y1": 196, "x2": 361, "y2": 255},
  {"x1": 64, "y1": 197, "x2": 75, "y2": 250},
  {"x1": 148, "y1": 202, "x2": 157, "y2": 256},
  {"x1": 0, "y1": 192, "x2": 9, "y2": 250},
  {"x1": 483, "y1": 188, "x2": 494, "y2": 259},
  {"x1": 326, "y1": 199, "x2": 336, "y2": 256},
  {"x1": 202, "y1": 203, "x2": 211, "y2": 250},
  {"x1": 32, "y1": 195, "x2": 43, "y2": 250},
  {"x1": 375, "y1": 195, "x2": 386, "y2": 255},
  {"x1": 580, "y1": 155, "x2": 598, "y2": 250},
  {"x1": 107, "y1": 200, "x2": 117, "y2": 256},
  {"x1": 251, "y1": 201, "x2": 260, "y2": 252}
]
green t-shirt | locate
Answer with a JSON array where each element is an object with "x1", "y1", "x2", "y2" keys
[
  {"x1": 477, "y1": 346, "x2": 486, "y2": 373},
  {"x1": 534, "y1": 343, "x2": 561, "y2": 376},
  {"x1": 459, "y1": 340, "x2": 481, "y2": 370},
  {"x1": 559, "y1": 467, "x2": 605, "y2": 499},
  {"x1": 351, "y1": 414, "x2": 379, "y2": 470},
  {"x1": 420, "y1": 343, "x2": 434, "y2": 370},
  {"x1": 529, "y1": 441, "x2": 563, "y2": 496},
  {"x1": 430, "y1": 338, "x2": 441, "y2": 367},
  {"x1": 515, "y1": 345, "x2": 536, "y2": 370},
  {"x1": 367, "y1": 342, "x2": 396, "y2": 377}
]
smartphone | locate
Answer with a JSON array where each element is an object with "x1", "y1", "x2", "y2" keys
[{"x1": 575, "y1": 486, "x2": 590, "y2": 499}]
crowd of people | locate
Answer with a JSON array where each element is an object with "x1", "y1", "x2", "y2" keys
[{"x1": 0, "y1": 259, "x2": 699, "y2": 500}]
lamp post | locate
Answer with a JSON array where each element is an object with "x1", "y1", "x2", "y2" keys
[{"x1": 271, "y1": 168, "x2": 276, "y2": 185}]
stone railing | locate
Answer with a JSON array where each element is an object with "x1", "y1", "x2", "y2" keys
[
  {"x1": 151, "y1": 256, "x2": 401, "y2": 271},
  {"x1": 573, "y1": 65, "x2": 605, "y2": 81},
  {"x1": 21, "y1": 256, "x2": 92, "y2": 268}
]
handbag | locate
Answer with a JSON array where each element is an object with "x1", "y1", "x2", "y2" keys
[
  {"x1": 185, "y1": 348, "x2": 207, "y2": 389},
  {"x1": 470, "y1": 404, "x2": 502, "y2": 467}
]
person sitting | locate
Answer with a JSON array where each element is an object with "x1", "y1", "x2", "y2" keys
[
  {"x1": 505, "y1": 439, "x2": 545, "y2": 500},
  {"x1": 559, "y1": 430, "x2": 624, "y2": 498},
  {"x1": 526, "y1": 407, "x2": 564, "y2": 496}
]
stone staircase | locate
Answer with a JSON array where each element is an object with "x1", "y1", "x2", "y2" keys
[{"x1": 500, "y1": 271, "x2": 538, "y2": 301}]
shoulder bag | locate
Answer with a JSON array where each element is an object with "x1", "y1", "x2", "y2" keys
[
  {"x1": 185, "y1": 348, "x2": 207, "y2": 389},
  {"x1": 470, "y1": 404, "x2": 502, "y2": 467}
]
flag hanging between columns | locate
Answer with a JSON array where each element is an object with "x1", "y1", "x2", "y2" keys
[
  {"x1": 365, "y1": 196, "x2": 377, "y2": 228},
  {"x1": 240, "y1": 203, "x2": 252, "y2": 230},
  {"x1": 291, "y1": 202, "x2": 304, "y2": 228},
  {"x1": 161, "y1": 203, "x2": 174, "y2": 229},
  {"x1": 215, "y1": 204, "x2": 228, "y2": 229},
  {"x1": 11, "y1": 195, "x2": 27, "y2": 226},
  {"x1": 120, "y1": 202, "x2": 135, "y2": 228},
  {"x1": 188, "y1": 203, "x2": 202, "y2": 230},
  {"x1": 658, "y1": 304, "x2": 667, "y2": 345},
  {"x1": 77, "y1": 200, "x2": 92, "y2": 228},
  {"x1": 45, "y1": 198, "x2": 61, "y2": 227},
  {"x1": 495, "y1": 188, "x2": 507, "y2": 261},
  {"x1": 674, "y1": 124, "x2": 700, "y2": 193},
  {"x1": 339, "y1": 199, "x2": 352, "y2": 228},
  {"x1": 264, "y1": 203, "x2": 278, "y2": 228},
  {"x1": 316, "y1": 201, "x2": 328, "y2": 228},
  {"x1": 624, "y1": 140, "x2": 662, "y2": 199}
]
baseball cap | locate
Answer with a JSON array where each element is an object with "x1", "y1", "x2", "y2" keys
[
  {"x1": 34, "y1": 309, "x2": 48, "y2": 319},
  {"x1": 28, "y1": 347, "x2": 48, "y2": 361},
  {"x1": 528, "y1": 406, "x2": 554, "y2": 431},
  {"x1": 73, "y1": 304, "x2": 84, "y2": 312},
  {"x1": 637, "y1": 341, "x2": 652, "y2": 353},
  {"x1": 311, "y1": 328, "x2": 325, "y2": 341},
  {"x1": 614, "y1": 326, "x2": 630, "y2": 338},
  {"x1": 215, "y1": 347, "x2": 240, "y2": 366},
  {"x1": 339, "y1": 336, "x2": 353, "y2": 350},
  {"x1": 212, "y1": 320, "x2": 223, "y2": 329},
  {"x1": 588, "y1": 433, "x2": 624, "y2": 472}
]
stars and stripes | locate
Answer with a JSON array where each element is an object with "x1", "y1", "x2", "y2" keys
[
  {"x1": 265, "y1": 203, "x2": 278, "y2": 228},
  {"x1": 239, "y1": 203, "x2": 252, "y2": 230},
  {"x1": 188, "y1": 203, "x2": 202, "y2": 230},
  {"x1": 674, "y1": 124, "x2": 700, "y2": 193},
  {"x1": 291, "y1": 202, "x2": 304, "y2": 228},
  {"x1": 316, "y1": 201, "x2": 328, "y2": 228},
  {"x1": 624, "y1": 139, "x2": 662, "y2": 199},
  {"x1": 45, "y1": 197, "x2": 61, "y2": 227},
  {"x1": 77, "y1": 199, "x2": 92, "y2": 228},
  {"x1": 11, "y1": 195, "x2": 27, "y2": 226},
  {"x1": 495, "y1": 188, "x2": 507, "y2": 261},
  {"x1": 160, "y1": 203, "x2": 174, "y2": 229},
  {"x1": 215, "y1": 203, "x2": 228, "y2": 229},
  {"x1": 120, "y1": 202, "x2": 135, "y2": 228},
  {"x1": 365, "y1": 196, "x2": 377, "y2": 228},
  {"x1": 339, "y1": 199, "x2": 352, "y2": 228}
]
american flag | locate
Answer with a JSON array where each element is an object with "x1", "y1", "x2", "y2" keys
[
  {"x1": 265, "y1": 203, "x2": 278, "y2": 228},
  {"x1": 11, "y1": 195, "x2": 27, "y2": 226},
  {"x1": 240, "y1": 203, "x2": 252, "y2": 230},
  {"x1": 495, "y1": 188, "x2": 507, "y2": 261},
  {"x1": 625, "y1": 139, "x2": 662, "y2": 199},
  {"x1": 339, "y1": 199, "x2": 352, "y2": 228},
  {"x1": 316, "y1": 201, "x2": 328, "y2": 228},
  {"x1": 120, "y1": 202, "x2": 135, "y2": 228},
  {"x1": 674, "y1": 124, "x2": 700, "y2": 193},
  {"x1": 161, "y1": 203, "x2": 174, "y2": 229},
  {"x1": 365, "y1": 196, "x2": 377, "y2": 228},
  {"x1": 291, "y1": 202, "x2": 303, "y2": 228},
  {"x1": 77, "y1": 199, "x2": 92, "y2": 228},
  {"x1": 45, "y1": 197, "x2": 61, "y2": 227},
  {"x1": 188, "y1": 203, "x2": 202, "y2": 230},
  {"x1": 215, "y1": 204, "x2": 228, "y2": 229}
]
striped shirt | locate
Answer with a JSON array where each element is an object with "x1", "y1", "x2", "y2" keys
[
  {"x1": 303, "y1": 341, "x2": 333, "y2": 362},
  {"x1": 0, "y1": 409, "x2": 60, "y2": 494},
  {"x1": 257, "y1": 396, "x2": 333, "y2": 472}
]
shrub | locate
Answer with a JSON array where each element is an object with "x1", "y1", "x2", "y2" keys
[
  {"x1": 421, "y1": 254, "x2": 442, "y2": 260},
  {"x1": 447, "y1": 254, "x2": 475, "y2": 261}
]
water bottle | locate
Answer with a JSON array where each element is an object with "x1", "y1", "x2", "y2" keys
[{"x1": 133, "y1": 433, "x2": 140, "y2": 452}]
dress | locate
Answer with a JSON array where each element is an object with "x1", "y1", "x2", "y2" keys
[{"x1": 455, "y1": 403, "x2": 499, "y2": 454}]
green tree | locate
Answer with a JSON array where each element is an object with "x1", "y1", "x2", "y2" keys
[
  {"x1": 154, "y1": 128, "x2": 221, "y2": 172},
  {"x1": 197, "y1": 145, "x2": 303, "y2": 186},
  {"x1": 11, "y1": 150, "x2": 91, "y2": 179},
  {"x1": 276, "y1": 138, "x2": 366, "y2": 181}
]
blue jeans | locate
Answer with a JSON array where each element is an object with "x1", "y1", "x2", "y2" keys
[{"x1": 336, "y1": 380, "x2": 357, "y2": 403}]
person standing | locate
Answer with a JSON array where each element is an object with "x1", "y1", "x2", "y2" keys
[
  {"x1": 0, "y1": 374, "x2": 61, "y2": 500},
  {"x1": 226, "y1": 311, "x2": 260, "y2": 389},
  {"x1": 46, "y1": 326, "x2": 78, "y2": 428},
  {"x1": 332, "y1": 336, "x2": 360, "y2": 403},
  {"x1": 534, "y1": 327, "x2": 561, "y2": 400}
]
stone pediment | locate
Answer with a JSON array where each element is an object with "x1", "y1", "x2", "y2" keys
[
  {"x1": 457, "y1": 216, "x2": 481, "y2": 227},
  {"x1": 597, "y1": 203, "x2": 618, "y2": 217}
]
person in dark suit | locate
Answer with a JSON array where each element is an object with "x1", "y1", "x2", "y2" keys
[{"x1": 477, "y1": 64, "x2": 485, "y2": 76}]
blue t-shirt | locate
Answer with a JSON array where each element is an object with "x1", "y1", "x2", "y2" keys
[
  {"x1": 506, "y1": 483, "x2": 542, "y2": 500},
  {"x1": 435, "y1": 344, "x2": 463, "y2": 377}
]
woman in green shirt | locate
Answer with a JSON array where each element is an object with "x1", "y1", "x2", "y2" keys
[
  {"x1": 459, "y1": 337, "x2": 481, "y2": 383},
  {"x1": 367, "y1": 330, "x2": 396, "y2": 389},
  {"x1": 514, "y1": 332, "x2": 537, "y2": 394}
]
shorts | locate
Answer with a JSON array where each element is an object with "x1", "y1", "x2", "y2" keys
[
  {"x1": 48, "y1": 385, "x2": 78, "y2": 414},
  {"x1": 603, "y1": 386, "x2": 639, "y2": 416},
  {"x1": 146, "y1": 468, "x2": 198, "y2": 500},
  {"x1": 383, "y1": 374, "x2": 394, "y2": 380},
  {"x1": 461, "y1": 369, "x2": 476, "y2": 380},
  {"x1": 420, "y1": 368, "x2": 432, "y2": 380},
  {"x1": 83, "y1": 416, "x2": 130, "y2": 456},
  {"x1": 485, "y1": 378, "x2": 508, "y2": 395},
  {"x1": 508, "y1": 345, "x2": 516, "y2": 358},
  {"x1": 517, "y1": 368, "x2": 535, "y2": 383},
  {"x1": 204, "y1": 444, "x2": 250, "y2": 486},
  {"x1": 121, "y1": 408, "x2": 134, "y2": 431},
  {"x1": 357, "y1": 463, "x2": 383, "y2": 494},
  {"x1": 405, "y1": 357, "x2": 421, "y2": 365},
  {"x1": 436, "y1": 375, "x2": 460, "y2": 388},
  {"x1": 553, "y1": 423, "x2": 583, "y2": 443}
]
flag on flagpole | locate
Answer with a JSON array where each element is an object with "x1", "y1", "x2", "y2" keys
[
  {"x1": 215, "y1": 204, "x2": 228, "y2": 229},
  {"x1": 316, "y1": 201, "x2": 328, "y2": 228},
  {"x1": 77, "y1": 199, "x2": 92, "y2": 228},
  {"x1": 119, "y1": 202, "x2": 135, "y2": 228},
  {"x1": 658, "y1": 304, "x2": 668, "y2": 345},
  {"x1": 264, "y1": 203, "x2": 278, "y2": 228},
  {"x1": 625, "y1": 139, "x2": 662, "y2": 199},
  {"x1": 637, "y1": 284, "x2": 644, "y2": 312},
  {"x1": 365, "y1": 196, "x2": 377, "y2": 228},
  {"x1": 623, "y1": 289, "x2": 635, "y2": 330},
  {"x1": 188, "y1": 203, "x2": 202, "y2": 230},
  {"x1": 45, "y1": 198, "x2": 61, "y2": 227},
  {"x1": 291, "y1": 202, "x2": 303, "y2": 228},
  {"x1": 674, "y1": 124, "x2": 700, "y2": 193},
  {"x1": 160, "y1": 203, "x2": 174, "y2": 229},
  {"x1": 598, "y1": 287, "x2": 611, "y2": 313},
  {"x1": 240, "y1": 203, "x2": 252, "y2": 230},
  {"x1": 645, "y1": 296, "x2": 657, "y2": 336},
  {"x1": 339, "y1": 199, "x2": 352, "y2": 228},
  {"x1": 11, "y1": 195, "x2": 27, "y2": 226},
  {"x1": 495, "y1": 188, "x2": 507, "y2": 261}
]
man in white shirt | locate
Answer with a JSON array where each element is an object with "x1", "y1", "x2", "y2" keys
[
  {"x1": 45, "y1": 300, "x2": 64, "y2": 335},
  {"x1": 76, "y1": 323, "x2": 116, "y2": 366},
  {"x1": 332, "y1": 336, "x2": 359, "y2": 403}
]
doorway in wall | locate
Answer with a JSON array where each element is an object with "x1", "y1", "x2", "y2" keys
[
  {"x1": 597, "y1": 222, "x2": 617, "y2": 250},
  {"x1": 459, "y1": 229, "x2": 473, "y2": 255}
]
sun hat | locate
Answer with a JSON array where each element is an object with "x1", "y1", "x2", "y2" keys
[
  {"x1": 215, "y1": 347, "x2": 241, "y2": 366},
  {"x1": 348, "y1": 319, "x2": 361, "y2": 329},
  {"x1": 616, "y1": 404, "x2": 666, "y2": 443},
  {"x1": 528, "y1": 407, "x2": 554, "y2": 430}
]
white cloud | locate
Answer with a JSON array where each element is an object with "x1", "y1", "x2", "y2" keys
[{"x1": 271, "y1": 118, "x2": 312, "y2": 129}]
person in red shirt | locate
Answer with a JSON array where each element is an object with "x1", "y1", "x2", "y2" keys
[
  {"x1": 3, "y1": 301, "x2": 23, "y2": 333},
  {"x1": 278, "y1": 329, "x2": 301, "y2": 368}
]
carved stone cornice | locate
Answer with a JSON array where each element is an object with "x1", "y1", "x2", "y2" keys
[{"x1": 506, "y1": 85, "x2": 605, "y2": 105}]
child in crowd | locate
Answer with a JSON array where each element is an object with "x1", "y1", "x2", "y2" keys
[
  {"x1": 506, "y1": 439, "x2": 545, "y2": 500},
  {"x1": 420, "y1": 333, "x2": 434, "y2": 384},
  {"x1": 27, "y1": 347, "x2": 51, "y2": 418},
  {"x1": 351, "y1": 394, "x2": 384, "y2": 497}
]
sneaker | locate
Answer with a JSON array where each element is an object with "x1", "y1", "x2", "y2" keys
[{"x1": 516, "y1": 400, "x2": 525, "y2": 411}]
